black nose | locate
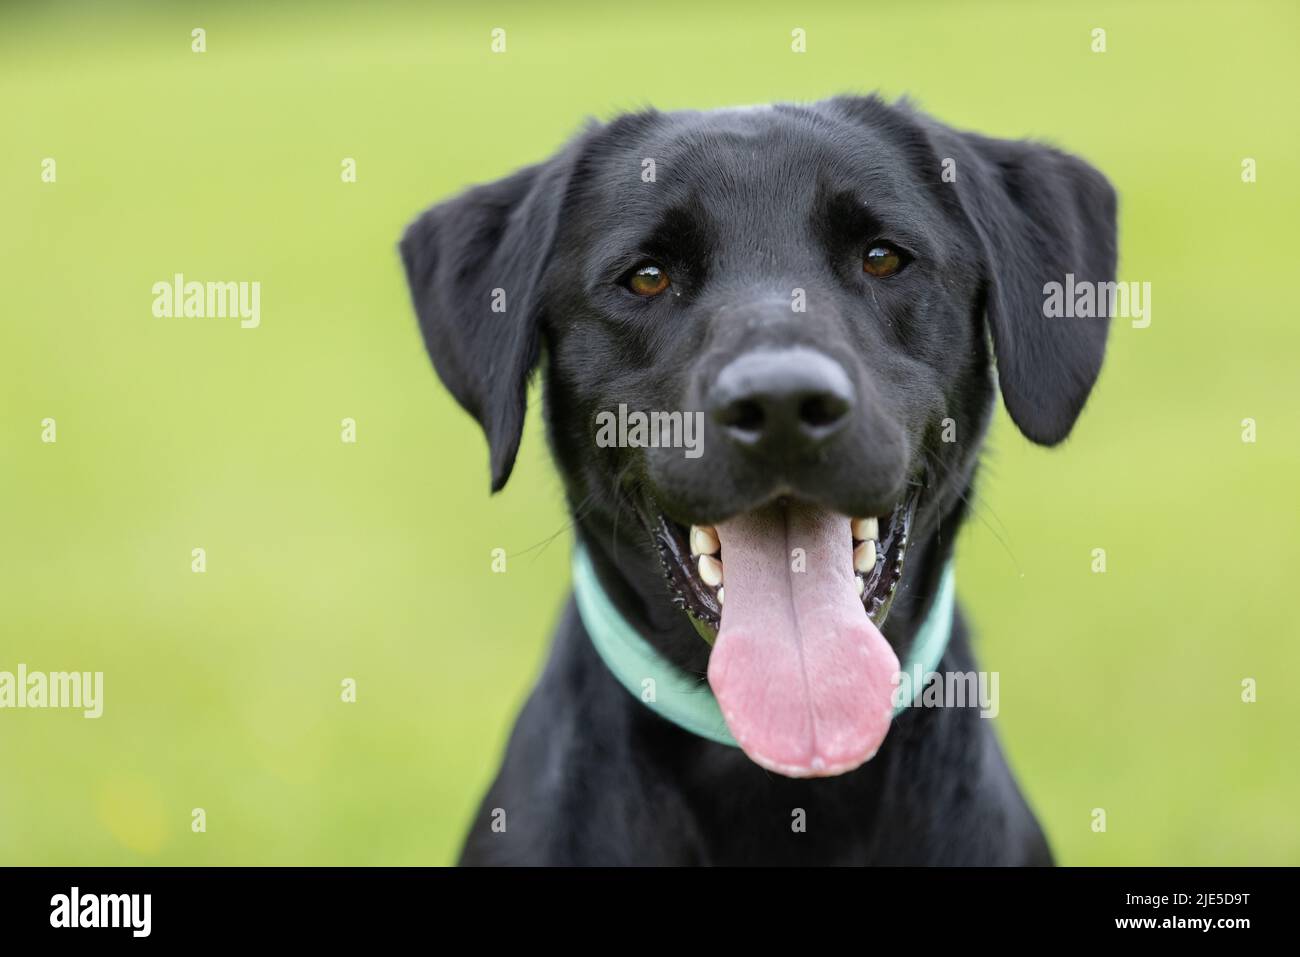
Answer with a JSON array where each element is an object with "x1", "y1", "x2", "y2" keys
[{"x1": 709, "y1": 348, "x2": 854, "y2": 457}]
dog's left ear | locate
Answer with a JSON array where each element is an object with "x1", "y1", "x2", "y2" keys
[
  {"x1": 924, "y1": 122, "x2": 1118, "y2": 445},
  {"x1": 400, "y1": 145, "x2": 580, "y2": 492}
]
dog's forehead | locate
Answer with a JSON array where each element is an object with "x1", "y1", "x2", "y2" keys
[{"x1": 585, "y1": 104, "x2": 917, "y2": 215}]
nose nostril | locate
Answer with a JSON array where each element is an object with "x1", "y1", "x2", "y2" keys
[
  {"x1": 799, "y1": 393, "x2": 848, "y2": 429},
  {"x1": 719, "y1": 398, "x2": 765, "y2": 434}
]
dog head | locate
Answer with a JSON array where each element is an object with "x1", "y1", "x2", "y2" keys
[{"x1": 401, "y1": 97, "x2": 1116, "y2": 777}]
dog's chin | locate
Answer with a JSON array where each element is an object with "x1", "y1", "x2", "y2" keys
[{"x1": 633, "y1": 486, "x2": 921, "y2": 778}]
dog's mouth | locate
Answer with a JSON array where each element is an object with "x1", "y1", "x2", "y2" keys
[
  {"x1": 655, "y1": 492, "x2": 916, "y2": 633},
  {"x1": 650, "y1": 490, "x2": 919, "y2": 778}
]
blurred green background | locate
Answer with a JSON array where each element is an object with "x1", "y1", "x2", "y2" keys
[{"x1": 2, "y1": 0, "x2": 1297, "y2": 866}]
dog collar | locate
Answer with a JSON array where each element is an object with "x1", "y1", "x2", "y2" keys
[{"x1": 572, "y1": 543, "x2": 956, "y2": 747}]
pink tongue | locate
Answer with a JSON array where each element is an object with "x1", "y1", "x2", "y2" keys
[{"x1": 708, "y1": 502, "x2": 899, "y2": 777}]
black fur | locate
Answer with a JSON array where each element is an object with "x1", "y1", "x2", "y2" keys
[{"x1": 400, "y1": 96, "x2": 1116, "y2": 865}]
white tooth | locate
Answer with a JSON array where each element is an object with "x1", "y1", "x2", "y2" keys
[
  {"x1": 698, "y1": 554, "x2": 723, "y2": 587},
  {"x1": 690, "y1": 524, "x2": 720, "y2": 556},
  {"x1": 717, "y1": 587, "x2": 725, "y2": 605},
  {"x1": 851, "y1": 516, "x2": 879, "y2": 541},
  {"x1": 853, "y1": 539, "x2": 878, "y2": 573},
  {"x1": 856, "y1": 575, "x2": 865, "y2": 596}
]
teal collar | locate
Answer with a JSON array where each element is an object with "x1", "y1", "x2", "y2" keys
[{"x1": 572, "y1": 544, "x2": 956, "y2": 747}]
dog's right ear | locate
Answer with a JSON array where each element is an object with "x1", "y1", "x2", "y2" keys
[{"x1": 400, "y1": 147, "x2": 579, "y2": 492}]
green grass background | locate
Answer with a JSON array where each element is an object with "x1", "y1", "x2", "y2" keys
[{"x1": 2, "y1": 0, "x2": 1297, "y2": 865}]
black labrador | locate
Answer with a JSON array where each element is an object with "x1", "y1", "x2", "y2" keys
[{"x1": 400, "y1": 96, "x2": 1115, "y2": 865}]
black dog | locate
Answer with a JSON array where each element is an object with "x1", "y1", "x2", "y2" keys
[{"x1": 401, "y1": 96, "x2": 1115, "y2": 865}]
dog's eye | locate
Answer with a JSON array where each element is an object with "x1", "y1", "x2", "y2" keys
[
  {"x1": 625, "y1": 263, "x2": 671, "y2": 297},
  {"x1": 863, "y1": 244, "x2": 908, "y2": 278}
]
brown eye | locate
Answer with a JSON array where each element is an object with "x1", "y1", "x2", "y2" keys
[
  {"x1": 626, "y1": 263, "x2": 670, "y2": 297},
  {"x1": 863, "y1": 244, "x2": 906, "y2": 278}
]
